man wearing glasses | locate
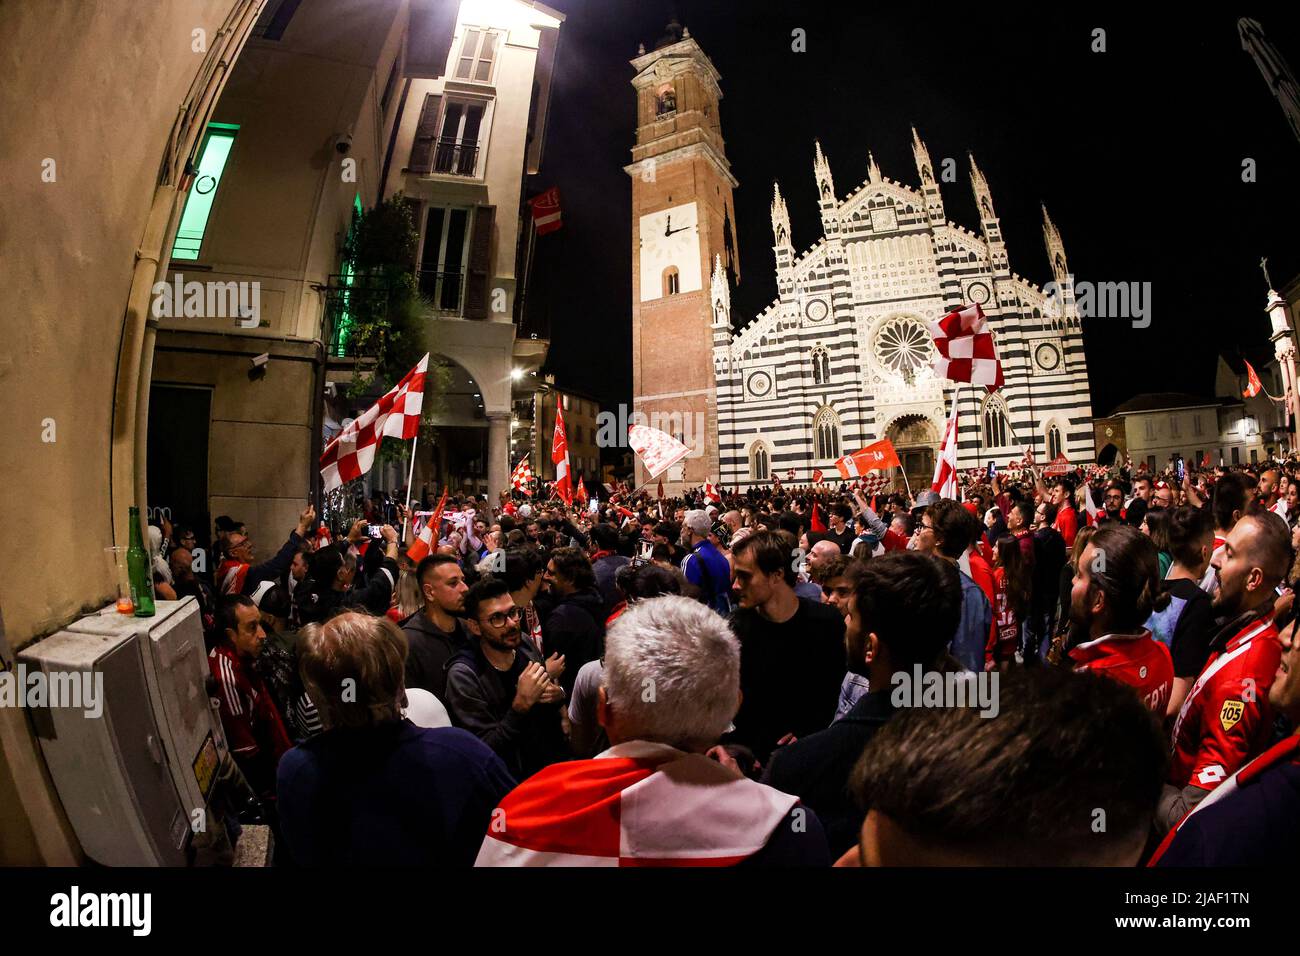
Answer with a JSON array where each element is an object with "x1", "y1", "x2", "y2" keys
[{"x1": 445, "y1": 577, "x2": 569, "y2": 779}]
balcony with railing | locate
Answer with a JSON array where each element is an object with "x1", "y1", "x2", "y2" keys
[
  {"x1": 411, "y1": 137, "x2": 480, "y2": 177},
  {"x1": 418, "y1": 269, "x2": 466, "y2": 315}
]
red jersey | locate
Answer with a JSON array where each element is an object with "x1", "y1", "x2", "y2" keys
[
  {"x1": 1068, "y1": 630, "x2": 1173, "y2": 713},
  {"x1": 988, "y1": 567, "x2": 1020, "y2": 668},
  {"x1": 1055, "y1": 506, "x2": 1078, "y2": 548},
  {"x1": 208, "y1": 641, "x2": 292, "y2": 794},
  {"x1": 966, "y1": 548, "x2": 999, "y2": 660},
  {"x1": 1169, "y1": 614, "x2": 1281, "y2": 791}
]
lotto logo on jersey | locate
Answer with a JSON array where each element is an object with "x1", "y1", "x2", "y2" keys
[
  {"x1": 1219, "y1": 699, "x2": 1245, "y2": 732},
  {"x1": 1196, "y1": 764, "x2": 1226, "y2": 786}
]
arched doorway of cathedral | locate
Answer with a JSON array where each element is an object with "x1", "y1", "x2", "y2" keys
[
  {"x1": 1097, "y1": 443, "x2": 1119, "y2": 467},
  {"x1": 886, "y1": 415, "x2": 939, "y2": 493}
]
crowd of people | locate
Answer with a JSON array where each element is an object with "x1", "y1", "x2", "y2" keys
[{"x1": 148, "y1": 451, "x2": 1300, "y2": 866}]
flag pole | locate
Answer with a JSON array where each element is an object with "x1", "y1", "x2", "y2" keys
[
  {"x1": 899, "y1": 467, "x2": 914, "y2": 502},
  {"x1": 401, "y1": 434, "x2": 419, "y2": 542}
]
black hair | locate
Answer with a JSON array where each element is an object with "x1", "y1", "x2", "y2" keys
[
  {"x1": 851, "y1": 667, "x2": 1168, "y2": 865},
  {"x1": 731, "y1": 529, "x2": 797, "y2": 587},
  {"x1": 1166, "y1": 505, "x2": 1214, "y2": 570},
  {"x1": 589, "y1": 523, "x2": 620, "y2": 551},
  {"x1": 1212, "y1": 472, "x2": 1250, "y2": 531},
  {"x1": 463, "y1": 576, "x2": 511, "y2": 621},
  {"x1": 852, "y1": 552, "x2": 961, "y2": 672},
  {"x1": 1086, "y1": 524, "x2": 1170, "y2": 632},
  {"x1": 549, "y1": 546, "x2": 596, "y2": 590},
  {"x1": 502, "y1": 548, "x2": 544, "y2": 592},
  {"x1": 415, "y1": 553, "x2": 460, "y2": 588},
  {"x1": 216, "y1": 594, "x2": 256, "y2": 640},
  {"x1": 927, "y1": 499, "x2": 974, "y2": 560}
]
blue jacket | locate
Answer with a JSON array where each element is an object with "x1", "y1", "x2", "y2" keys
[
  {"x1": 949, "y1": 570, "x2": 992, "y2": 672},
  {"x1": 682, "y1": 540, "x2": 732, "y2": 615},
  {"x1": 276, "y1": 720, "x2": 515, "y2": 867}
]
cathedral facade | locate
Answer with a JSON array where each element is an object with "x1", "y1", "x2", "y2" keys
[{"x1": 628, "y1": 26, "x2": 1092, "y2": 493}]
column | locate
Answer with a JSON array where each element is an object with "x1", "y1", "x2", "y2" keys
[
  {"x1": 1267, "y1": 289, "x2": 1300, "y2": 451},
  {"x1": 487, "y1": 412, "x2": 510, "y2": 507}
]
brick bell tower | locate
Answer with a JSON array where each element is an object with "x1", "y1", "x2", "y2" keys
[{"x1": 625, "y1": 18, "x2": 739, "y2": 493}]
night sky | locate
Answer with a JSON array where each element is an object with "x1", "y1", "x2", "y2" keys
[{"x1": 529, "y1": 1, "x2": 1300, "y2": 421}]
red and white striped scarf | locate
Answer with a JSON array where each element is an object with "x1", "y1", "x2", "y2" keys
[{"x1": 476, "y1": 741, "x2": 797, "y2": 867}]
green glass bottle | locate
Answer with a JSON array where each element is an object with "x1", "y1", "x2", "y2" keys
[{"x1": 127, "y1": 506, "x2": 156, "y2": 617}]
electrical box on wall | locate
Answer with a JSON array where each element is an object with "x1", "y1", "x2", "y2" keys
[{"x1": 18, "y1": 598, "x2": 227, "y2": 866}]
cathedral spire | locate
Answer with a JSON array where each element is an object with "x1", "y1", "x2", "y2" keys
[
  {"x1": 1042, "y1": 203, "x2": 1076, "y2": 330},
  {"x1": 968, "y1": 152, "x2": 995, "y2": 221},
  {"x1": 710, "y1": 253, "x2": 730, "y2": 325},
  {"x1": 814, "y1": 140, "x2": 839, "y2": 240},
  {"x1": 867, "y1": 150, "x2": 882, "y2": 183},
  {"x1": 771, "y1": 180, "x2": 790, "y2": 246},
  {"x1": 911, "y1": 127, "x2": 933, "y2": 185}
]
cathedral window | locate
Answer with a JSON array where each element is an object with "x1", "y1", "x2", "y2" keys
[
  {"x1": 873, "y1": 317, "x2": 932, "y2": 384},
  {"x1": 663, "y1": 266, "x2": 680, "y2": 296},
  {"x1": 811, "y1": 348, "x2": 830, "y2": 385},
  {"x1": 982, "y1": 395, "x2": 1009, "y2": 449},
  {"x1": 1046, "y1": 422, "x2": 1062, "y2": 461},
  {"x1": 813, "y1": 406, "x2": 841, "y2": 460},
  {"x1": 750, "y1": 442, "x2": 770, "y2": 481}
]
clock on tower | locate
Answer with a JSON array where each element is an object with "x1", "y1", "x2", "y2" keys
[{"x1": 624, "y1": 21, "x2": 740, "y2": 492}]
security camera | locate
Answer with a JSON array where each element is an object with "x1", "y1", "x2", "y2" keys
[
  {"x1": 251, "y1": 352, "x2": 269, "y2": 369},
  {"x1": 334, "y1": 132, "x2": 352, "y2": 155}
]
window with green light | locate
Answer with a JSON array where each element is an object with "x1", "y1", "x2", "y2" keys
[
  {"x1": 332, "y1": 194, "x2": 364, "y2": 356},
  {"x1": 172, "y1": 123, "x2": 239, "y2": 260}
]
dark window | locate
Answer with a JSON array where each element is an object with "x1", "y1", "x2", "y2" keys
[
  {"x1": 419, "y1": 206, "x2": 471, "y2": 313},
  {"x1": 251, "y1": 0, "x2": 302, "y2": 41}
]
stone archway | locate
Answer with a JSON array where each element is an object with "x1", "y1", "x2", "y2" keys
[{"x1": 886, "y1": 414, "x2": 939, "y2": 494}]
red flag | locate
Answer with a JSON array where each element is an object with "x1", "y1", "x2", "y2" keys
[
  {"x1": 703, "y1": 480, "x2": 722, "y2": 503},
  {"x1": 575, "y1": 477, "x2": 588, "y2": 504},
  {"x1": 812, "y1": 468, "x2": 823, "y2": 484},
  {"x1": 929, "y1": 304, "x2": 1004, "y2": 391},
  {"x1": 657, "y1": 477, "x2": 665, "y2": 500},
  {"x1": 931, "y1": 399, "x2": 959, "y2": 499},
  {"x1": 810, "y1": 501, "x2": 827, "y2": 533},
  {"x1": 1243, "y1": 360, "x2": 1263, "y2": 398},
  {"x1": 1043, "y1": 453, "x2": 1071, "y2": 477},
  {"x1": 528, "y1": 187, "x2": 563, "y2": 235},
  {"x1": 835, "y1": 438, "x2": 901, "y2": 479},
  {"x1": 552, "y1": 404, "x2": 572, "y2": 506},
  {"x1": 320, "y1": 353, "x2": 429, "y2": 492},
  {"x1": 407, "y1": 489, "x2": 448, "y2": 563}
]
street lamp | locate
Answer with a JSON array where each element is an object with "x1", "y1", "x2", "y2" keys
[{"x1": 511, "y1": 368, "x2": 524, "y2": 382}]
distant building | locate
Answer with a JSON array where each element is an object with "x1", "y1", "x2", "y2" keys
[
  {"x1": 1093, "y1": 355, "x2": 1288, "y2": 469},
  {"x1": 534, "y1": 383, "x2": 602, "y2": 485}
]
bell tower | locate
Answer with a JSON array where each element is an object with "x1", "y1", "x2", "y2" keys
[{"x1": 625, "y1": 19, "x2": 739, "y2": 491}]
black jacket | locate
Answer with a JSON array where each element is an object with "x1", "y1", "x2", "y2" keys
[
  {"x1": 295, "y1": 557, "x2": 398, "y2": 625},
  {"x1": 401, "y1": 609, "x2": 469, "y2": 700},
  {"x1": 540, "y1": 586, "x2": 606, "y2": 697},
  {"x1": 762, "y1": 690, "x2": 895, "y2": 858},
  {"x1": 443, "y1": 639, "x2": 569, "y2": 780}
]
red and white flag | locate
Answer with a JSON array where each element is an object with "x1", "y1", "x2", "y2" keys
[
  {"x1": 931, "y1": 398, "x2": 960, "y2": 499},
  {"x1": 835, "y1": 438, "x2": 901, "y2": 480},
  {"x1": 320, "y1": 353, "x2": 429, "y2": 492},
  {"x1": 407, "y1": 489, "x2": 448, "y2": 564},
  {"x1": 552, "y1": 405, "x2": 572, "y2": 506},
  {"x1": 510, "y1": 456, "x2": 534, "y2": 496},
  {"x1": 527, "y1": 186, "x2": 563, "y2": 235},
  {"x1": 1243, "y1": 360, "x2": 1263, "y2": 398},
  {"x1": 929, "y1": 304, "x2": 1004, "y2": 391},
  {"x1": 575, "y1": 477, "x2": 588, "y2": 505},
  {"x1": 629, "y1": 424, "x2": 691, "y2": 480},
  {"x1": 703, "y1": 480, "x2": 722, "y2": 503},
  {"x1": 475, "y1": 741, "x2": 798, "y2": 867},
  {"x1": 1043, "y1": 453, "x2": 1071, "y2": 477},
  {"x1": 812, "y1": 468, "x2": 823, "y2": 484}
]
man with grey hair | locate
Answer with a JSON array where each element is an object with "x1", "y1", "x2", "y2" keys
[
  {"x1": 476, "y1": 596, "x2": 830, "y2": 866},
  {"x1": 680, "y1": 509, "x2": 732, "y2": 615}
]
